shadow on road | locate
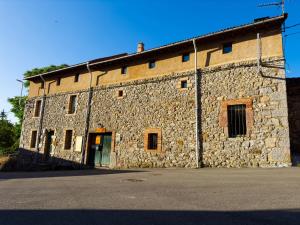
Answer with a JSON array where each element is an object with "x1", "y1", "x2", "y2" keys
[
  {"x1": 0, "y1": 168, "x2": 145, "y2": 180},
  {"x1": 0, "y1": 209, "x2": 299, "y2": 225}
]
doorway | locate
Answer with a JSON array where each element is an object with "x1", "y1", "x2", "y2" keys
[
  {"x1": 44, "y1": 130, "x2": 55, "y2": 161},
  {"x1": 87, "y1": 132, "x2": 112, "y2": 167}
]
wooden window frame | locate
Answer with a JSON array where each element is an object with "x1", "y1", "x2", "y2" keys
[
  {"x1": 121, "y1": 66, "x2": 128, "y2": 75},
  {"x1": 67, "y1": 94, "x2": 78, "y2": 115},
  {"x1": 176, "y1": 77, "x2": 191, "y2": 91},
  {"x1": 30, "y1": 130, "x2": 38, "y2": 149},
  {"x1": 33, "y1": 99, "x2": 42, "y2": 118},
  {"x1": 56, "y1": 77, "x2": 61, "y2": 86},
  {"x1": 144, "y1": 128, "x2": 162, "y2": 153},
  {"x1": 222, "y1": 42, "x2": 233, "y2": 54},
  {"x1": 116, "y1": 89, "x2": 126, "y2": 99},
  {"x1": 219, "y1": 98, "x2": 253, "y2": 137},
  {"x1": 182, "y1": 53, "x2": 190, "y2": 62},
  {"x1": 148, "y1": 60, "x2": 156, "y2": 69},
  {"x1": 64, "y1": 129, "x2": 73, "y2": 150},
  {"x1": 74, "y1": 74, "x2": 80, "y2": 83}
]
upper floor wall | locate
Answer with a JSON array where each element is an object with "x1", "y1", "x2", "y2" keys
[{"x1": 28, "y1": 28, "x2": 284, "y2": 98}]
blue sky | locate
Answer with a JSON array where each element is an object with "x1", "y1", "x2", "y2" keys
[{"x1": 1, "y1": 0, "x2": 299, "y2": 122}]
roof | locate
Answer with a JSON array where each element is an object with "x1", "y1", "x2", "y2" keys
[{"x1": 26, "y1": 14, "x2": 287, "y2": 81}]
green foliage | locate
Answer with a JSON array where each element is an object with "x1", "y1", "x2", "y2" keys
[
  {"x1": 0, "y1": 118, "x2": 17, "y2": 155},
  {"x1": 23, "y1": 64, "x2": 68, "y2": 87},
  {"x1": 7, "y1": 96, "x2": 26, "y2": 124}
]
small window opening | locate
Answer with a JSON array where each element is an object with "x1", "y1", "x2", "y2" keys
[
  {"x1": 121, "y1": 66, "x2": 127, "y2": 75},
  {"x1": 182, "y1": 53, "x2": 190, "y2": 62},
  {"x1": 181, "y1": 80, "x2": 188, "y2": 89},
  {"x1": 30, "y1": 130, "x2": 37, "y2": 148},
  {"x1": 227, "y1": 104, "x2": 247, "y2": 138},
  {"x1": 64, "y1": 130, "x2": 73, "y2": 150},
  {"x1": 68, "y1": 95, "x2": 77, "y2": 114},
  {"x1": 148, "y1": 133, "x2": 158, "y2": 150},
  {"x1": 223, "y1": 42, "x2": 232, "y2": 54},
  {"x1": 56, "y1": 78, "x2": 61, "y2": 86},
  {"x1": 34, "y1": 100, "x2": 42, "y2": 117},
  {"x1": 148, "y1": 60, "x2": 156, "y2": 69},
  {"x1": 74, "y1": 74, "x2": 80, "y2": 82},
  {"x1": 118, "y1": 90, "x2": 123, "y2": 97}
]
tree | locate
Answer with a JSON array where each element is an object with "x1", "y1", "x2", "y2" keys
[
  {"x1": 23, "y1": 64, "x2": 68, "y2": 87},
  {"x1": 5, "y1": 64, "x2": 68, "y2": 154},
  {"x1": 0, "y1": 112, "x2": 17, "y2": 155}
]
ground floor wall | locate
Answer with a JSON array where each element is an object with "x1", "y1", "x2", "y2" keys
[{"x1": 20, "y1": 57, "x2": 291, "y2": 168}]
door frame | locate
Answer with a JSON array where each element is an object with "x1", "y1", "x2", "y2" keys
[
  {"x1": 43, "y1": 129, "x2": 55, "y2": 161},
  {"x1": 84, "y1": 128, "x2": 115, "y2": 167}
]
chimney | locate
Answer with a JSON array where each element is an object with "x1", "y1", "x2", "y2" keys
[{"x1": 137, "y1": 42, "x2": 144, "y2": 53}]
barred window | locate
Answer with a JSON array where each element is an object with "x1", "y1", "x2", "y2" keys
[
  {"x1": 227, "y1": 104, "x2": 247, "y2": 137},
  {"x1": 34, "y1": 100, "x2": 42, "y2": 117},
  {"x1": 68, "y1": 95, "x2": 77, "y2": 114},
  {"x1": 148, "y1": 133, "x2": 158, "y2": 150},
  {"x1": 30, "y1": 130, "x2": 37, "y2": 148},
  {"x1": 64, "y1": 130, "x2": 73, "y2": 150}
]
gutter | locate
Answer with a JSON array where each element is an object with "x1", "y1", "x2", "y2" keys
[
  {"x1": 81, "y1": 62, "x2": 93, "y2": 164},
  {"x1": 25, "y1": 15, "x2": 287, "y2": 81},
  {"x1": 193, "y1": 39, "x2": 200, "y2": 168},
  {"x1": 34, "y1": 74, "x2": 46, "y2": 163}
]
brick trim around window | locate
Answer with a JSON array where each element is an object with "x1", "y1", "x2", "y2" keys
[
  {"x1": 219, "y1": 98, "x2": 253, "y2": 137},
  {"x1": 144, "y1": 128, "x2": 162, "y2": 152}
]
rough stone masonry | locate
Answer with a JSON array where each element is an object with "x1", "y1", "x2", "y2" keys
[{"x1": 19, "y1": 57, "x2": 291, "y2": 168}]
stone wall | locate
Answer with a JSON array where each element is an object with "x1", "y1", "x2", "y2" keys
[
  {"x1": 286, "y1": 78, "x2": 300, "y2": 158},
  {"x1": 201, "y1": 57, "x2": 291, "y2": 167},
  {"x1": 20, "y1": 72, "x2": 197, "y2": 168},
  {"x1": 20, "y1": 57, "x2": 291, "y2": 168}
]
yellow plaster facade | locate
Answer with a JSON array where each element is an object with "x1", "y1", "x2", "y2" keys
[{"x1": 28, "y1": 29, "x2": 283, "y2": 98}]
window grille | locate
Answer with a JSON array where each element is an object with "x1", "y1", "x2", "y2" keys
[
  {"x1": 30, "y1": 131, "x2": 37, "y2": 148},
  {"x1": 148, "y1": 133, "x2": 158, "y2": 150},
  {"x1": 64, "y1": 130, "x2": 73, "y2": 150},
  {"x1": 34, "y1": 100, "x2": 42, "y2": 117},
  {"x1": 68, "y1": 95, "x2": 77, "y2": 114},
  {"x1": 227, "y1": 104, "x2": 247, "y2": 137}
]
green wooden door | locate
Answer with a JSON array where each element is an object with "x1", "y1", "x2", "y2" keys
[
  {"x1": 94, "y1": 145, "x2": 102, "y2": 166},
  {"x1": 101, "y1": 134, "x2": 111, "y2": 166}
]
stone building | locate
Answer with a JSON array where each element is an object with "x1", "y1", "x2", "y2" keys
[{"x1": 20, "y1": 14, "x2": 295, "y2": 168}]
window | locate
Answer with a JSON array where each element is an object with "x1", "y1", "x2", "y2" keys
[
  {"x1": 118, "y1": 90, "x2": 123, "y2": 97},
  {"x1": 34, "y1": 100, "x2": 42, "y2": 117},
  {"x1": 64, "y1": 130, "x2": 73, "y2": 150},
  {"x1": 40, "y1": 82, "x2": 45, "y2": 89},
  {"x1": 223, "y1": 42, "x2": 232, "y2": 54},
  {"x1": 148, "y1": 133, "x2": 158, "y2": 150},
  {"x1": 74, "y1": 74, "x2": 80, "y2": 82},
  {"x1": 182, "y1": 53, "x2": 190, "y2": 62},
  {"x1": 181, "y1": 80, "x2": 188, "y2": 89},
  {"x1": 30, "y1": 130, "x2": 37, "y2": 148},
  {"x1": 68, "y1": 95, "x2": 77, "y2": 114},
  {"x1": 56, "y1": 78, "x2": 61, "y2": 86},
  {"x1": 227, "y1": 104, "x2": 247, "y2": 138},
  {"x1": 148, "y1": 60, "x2": 156, "y2": 69},
  {"x1": 121, "y1": 66, "x2": 127, "y2": 75},
  {"x1": 144, "y1": 128, "x2": 162, "y2": 152}
]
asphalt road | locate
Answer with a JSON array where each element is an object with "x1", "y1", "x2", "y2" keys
[{"x1": 0, "y1": 168, "x2": 300, "y2": 225}]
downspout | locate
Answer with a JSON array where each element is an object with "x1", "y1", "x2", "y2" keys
[
  {"x1": 81, "y1": 62, "x2": 93, "y2": 164},
  {"x1": 34, "y1": 74, "x2": 46, "y2": 163},
  {"x1": 257, "y1": 33, "x2": 261, "y2": 74},
  {"x1": 193, "y1": 39, "x2": 200, "y2": 168}
]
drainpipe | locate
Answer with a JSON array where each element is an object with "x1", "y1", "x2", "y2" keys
[
  {"x1": 81, "y1": 62, "x2": 93, "y2": 164},
  {"x1": 257, "y1": 33, "x2": 261, "y2": 74},
  {"x1": 193, "y1": 39, "x2": 200, "y2": 168},
  {"x1": 34, "y1": 74, "x2": 46, "y2": 163}
]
